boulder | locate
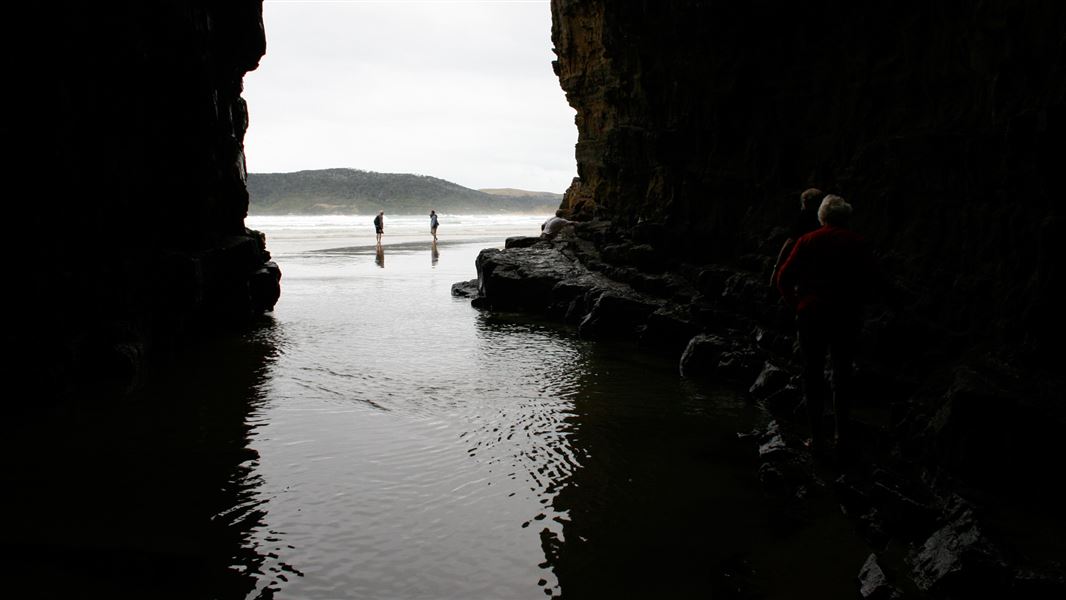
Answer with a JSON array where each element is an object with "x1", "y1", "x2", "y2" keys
[
  {"x1": 678, "y1": 333, "x2": 760, "y2": 382},
  {"x1": 753, "y1": 420, "x2": 811, "y2": 502},
  {"x1": 450, "y1": 279, "x2": 479, "y2": 298},
  {"x1": 474, "y1": 247, "x2": 582, "y2": 311},
  {"x1": 504, "y1": 236, "x2": 543, "y2": 249},
  {"x1": 715, "y1": 349, "x2": 763, "y2": 383},
  {"x1": 748, "y1": 362, "x2": 790, "y2": 400},
  {"x1": 577, "y1": 290, "x2": 663, "y2": 339},
  {"x1": 678, "y1": 334, "x2": 731, "y2": 378},
  {"x1": 250, "y1": 260, "x2": 281, "y2": 312},
  {"x1": 908, "y1": 503, "x2": 1010, "y2": 596},
  {"x1": 548, "y1": 276, "x2": 602, "y2": 322}
]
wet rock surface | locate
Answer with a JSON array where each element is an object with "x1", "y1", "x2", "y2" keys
[{"x1": 450, "y1": 279, "x2": 479, "y2": 298}]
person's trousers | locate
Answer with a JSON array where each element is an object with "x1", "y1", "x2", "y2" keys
[{"x1": 797, "y1": 309, "x2": 860, "y2": 453}]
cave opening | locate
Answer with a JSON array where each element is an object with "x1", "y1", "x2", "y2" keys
[{"x1": 242, "y1": 0, "x2": 577, "y2": 202}]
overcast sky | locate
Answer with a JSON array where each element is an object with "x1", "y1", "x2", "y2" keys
[{"x1": 242, "y1": 0, "x2": 577, "y2": 193}]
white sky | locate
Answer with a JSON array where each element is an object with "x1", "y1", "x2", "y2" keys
[{"x1": 242, "y1": 0, "x2": 578, "y2": 193}]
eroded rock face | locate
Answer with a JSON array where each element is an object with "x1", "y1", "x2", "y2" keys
[
  {"x1": 3, "y1": 3, "x2": 276, "y2": 403},
  {"x1": 550, "y1": 0, "x2": 1066, "y2": 364}
]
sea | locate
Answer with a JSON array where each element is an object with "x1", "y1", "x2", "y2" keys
[{"x1": 4, "y1": 214, "x2": 868, "y2": 599}]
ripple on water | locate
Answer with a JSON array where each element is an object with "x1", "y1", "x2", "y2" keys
[{"x1": 238, "y1": 293, "x2": 590, "y2": 597}]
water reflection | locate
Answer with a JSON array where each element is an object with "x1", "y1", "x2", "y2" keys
[
  {"x1": 0, "y1": 319, "x2": 286, "y2": 599},
  {"x1": 536, "y1": 341, "x2": 868, "y2": 599},
  {"x1": 470, "y1": 313, "x2": 869, "y2": 599},
  {"x1": 431, "y1": 241, "x2": 439, "y2": 266},
  {"x1": 374, "y1": 244, "x2": 385, "y2": 268},
  {"x1": 542, "y1": 356, "x2": 766, "y2": 598},
  {"x1": 469, "y1": 314, "x2": 587, "y2": 598}
]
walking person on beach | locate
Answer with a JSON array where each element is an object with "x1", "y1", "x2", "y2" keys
[
  {"x1": 776, "y1": 195, "x2": 879, "y2": 464},
  {"x1": 374, "y1": 210, "x2": 384, "y2": 245},
  {"x1": 430, "y1": 210, "x2": 439, "y2": 242}
]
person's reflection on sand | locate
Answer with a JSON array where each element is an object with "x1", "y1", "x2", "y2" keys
[
  {"x1": 431, "y1": 241, "x2": 439, "y2": 267},
  {"x1": 375, "y1": 244, "x2": 385, "y2": 268}
]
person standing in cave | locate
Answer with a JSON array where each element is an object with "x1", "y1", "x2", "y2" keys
[
  {"x1": 430, "y1": 209, "x2": 439, "y2": 242},
  {"x1": 777, "y1": 195, "x2": 879, "y2": 463},
  {"x1": 770, "y1": 187, "x2": 825, "y2": 288},
  {"x1": 374, "y1": 210, "x2": 385, "y2": 245}
]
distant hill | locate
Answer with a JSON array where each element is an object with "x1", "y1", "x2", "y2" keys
[
  {"x1": 246, "y1": 168, "x2": 562, "y2": 215},
  {"x1": 479, "y1": 188, "x2": 563, "y2": 199}
]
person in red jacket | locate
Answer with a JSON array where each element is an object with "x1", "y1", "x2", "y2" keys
[{"x1": 777, "y1": 194, "x2": 878, "y2": 461}]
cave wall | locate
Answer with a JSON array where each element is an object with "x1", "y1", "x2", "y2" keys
[
  {"x1": 1, "y1": 2, "x2": 278, "y2": 403},
  {"x1": 551, "y1": 0, "x2": 1066, "y2": 365}
]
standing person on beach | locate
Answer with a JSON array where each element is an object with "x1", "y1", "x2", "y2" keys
[
  {"x1": 374, "y1": 210, "x2": 384, "y2": 245},
  {"x1": 430, "y1": 210, "x2": 439, "y2": 242}
]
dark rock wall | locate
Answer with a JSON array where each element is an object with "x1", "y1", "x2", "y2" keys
[
  {"x1": 551, "y1": 0, "x2": 1066, "y2": 364},
  {"x1": 1, "y1": 2, "x2": 277, "y2": 403}
]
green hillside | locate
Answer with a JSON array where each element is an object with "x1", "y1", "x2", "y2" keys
[{"x1": 247, "y1": 168, "x2": 562, "y2": 215}]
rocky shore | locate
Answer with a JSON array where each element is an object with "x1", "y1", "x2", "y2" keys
[{"x1": 456, "y1": 221, "x2": 1066, "y2": 598}]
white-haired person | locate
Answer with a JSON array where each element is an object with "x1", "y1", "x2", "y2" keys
[{"x1": 777, "y1": 194, "x2": 880, "y2": 463}]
